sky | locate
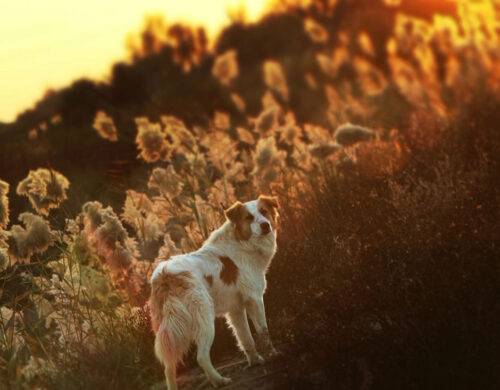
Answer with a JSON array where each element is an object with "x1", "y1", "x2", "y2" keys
[{"x1": 0, "y1": 0, "x2": 269, "y2": 123}]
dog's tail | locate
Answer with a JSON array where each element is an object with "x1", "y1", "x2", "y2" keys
[{"x1": 150, "y1": 270, "x2": 197, "y2": 390}]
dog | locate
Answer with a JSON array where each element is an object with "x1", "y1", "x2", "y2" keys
[{"x1": 150, "y1": 195, "x2": 280, "y2": 389}]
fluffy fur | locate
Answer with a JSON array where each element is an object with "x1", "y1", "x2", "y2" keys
[{"x1": 150, "y1": 195, "x2": 279, "y2": 389}]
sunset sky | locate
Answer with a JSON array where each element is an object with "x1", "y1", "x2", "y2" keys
[{"x1": 0, "y1": 0, "x2": 269, "y2": 123}]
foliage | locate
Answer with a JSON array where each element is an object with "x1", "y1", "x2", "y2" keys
[{"x1": 1, "y1": 0, "x2": 499, "y2": 388}]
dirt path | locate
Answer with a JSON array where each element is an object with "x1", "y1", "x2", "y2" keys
[{"x1": 174, "y1": 349, "x2": 291, "y2": 390}]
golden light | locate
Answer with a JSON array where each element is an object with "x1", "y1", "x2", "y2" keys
[{"x1": 0, "y1": 0, "x2": 269, "y2": 123}]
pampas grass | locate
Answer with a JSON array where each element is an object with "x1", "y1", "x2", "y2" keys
[
  {"x1": 304, "y1": 18, "x2": 329, "y2": 43},
  {"x1": 81, "y1": 201, "x2": 144, "y2": 305},
  {"x1": 16, "y1": 169, "x2": 69, "y2": 216},
  {"x1": 135, "y1": 118, "x2": 170, "y2": 163},
  {"x1": 93, "y1": 111, "x2": 118, "y2": 142},
  {"x1": 212, "y1": 49, "x2": 239, "y2": 86},
  {"x1": 3, "y1": 2, "x2": 500, "y2": 388},
  {"x1": 0, "y1": 179, "x2": 9, "y2": 228},
  {"x1": 334, "y1": 123, "x2": 375, "y2": 146},
  {"x1": 7, "y1": 212, "x2": 54, "y2": 261},
  {"x1": 263, "y1": 60, "x2": 289, "y2": 101}
]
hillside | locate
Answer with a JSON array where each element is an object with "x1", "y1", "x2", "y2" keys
[{"x1": 1, "y1": 0, "x2": 499, "y2": 389}]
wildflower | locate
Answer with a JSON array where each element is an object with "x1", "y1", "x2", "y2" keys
[
  {"x1": 0, "y1": 179, "x2": 9, "y2": 228},
  {"x1": 93, "y1": 110, "x2": 118, "y2": 142},
  {"x1": 135, "y1": 117, "x2": 170, "y2": 162},
  {"x1": 263, "y1": 60, "x2": 288, "y2": 101},
  {"x1": 334, "y1": 123, "x2": 376, "y2": 146},
  {"x1": 8, "y1": 212, "x2": 54, "y2": 261},
  {"x1": 304, "y1": 18, "x2": 329, "y2": 43},
  {"x1": 212, "y1": 49, "x2": 239, "y2": 86}
]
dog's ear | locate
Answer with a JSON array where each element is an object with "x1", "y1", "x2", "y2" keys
[
  {"x1": 258, "y1": 195, "x2": 279, "y2": 210},
  {"x1": 225, "y1": 201, "x2": 244, "y2": 223}
]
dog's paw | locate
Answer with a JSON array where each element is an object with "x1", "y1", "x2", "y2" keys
[
  {"x1": 210, "y1": 376, "x2": 232, "y2": 388},
  {"x1": 247, "y1": 353, "x2": 265, "y2": 367},
  {"x1": 266, "y1": 346, "x2": 282, "y2": 360}
]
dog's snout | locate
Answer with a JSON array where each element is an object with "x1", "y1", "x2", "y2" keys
[{"x1": 260, "y1": 222, "x2": 270, "y2": 234}]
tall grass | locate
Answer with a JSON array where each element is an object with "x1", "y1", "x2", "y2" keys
[{"x1": 1, "y1": 1, "x2": 500, "y2": 388}]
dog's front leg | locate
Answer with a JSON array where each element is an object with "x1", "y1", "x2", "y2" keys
[
  {"x1": 227, "y1": 309, "x2": 265, "y2": 366},
  {"x1": 246, "y1": 297, "x2": 279, "y2": 358}
]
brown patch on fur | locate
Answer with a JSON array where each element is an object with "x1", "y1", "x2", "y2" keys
[
  {"x1": 150, "y1": 270, "x2": 192, "y2": 332},
  {"x1": 225, "y1": 201, "x2": 252, "y2": 240},
  {"x1": 204, "y1": 274, "x2": 213, "y2": 286},
  {"x1": 258, "y1": 195, "x2": 280, "y2": 229},
  {"x1": 219, "y1": 255, "x2": 238, "y2": 285}
]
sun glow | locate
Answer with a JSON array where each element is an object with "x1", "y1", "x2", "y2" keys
[{"x1": 0, "y1": 0, "x2": 268, "y2": 122}]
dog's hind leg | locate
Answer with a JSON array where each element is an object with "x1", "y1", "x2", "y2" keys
[
  {"x1": 154, "y1": 326, "x2": 180, "y2": 390},
  {"x1": 164, "y1": 365, "x2": 177, "y2": 390},
  {"x1": 194, "y1": 309, "x2": 232, "y2": 387}
]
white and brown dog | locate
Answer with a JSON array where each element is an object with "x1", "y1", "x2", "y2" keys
[{"x1": 150, "y1": 195, "x2": 279, "y2": 389}]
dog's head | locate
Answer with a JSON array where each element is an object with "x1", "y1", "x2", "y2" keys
[{"x1": 224, "y1": 195, "x2": 279, "y2": 241}]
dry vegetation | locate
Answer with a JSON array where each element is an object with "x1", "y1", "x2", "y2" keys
[{"x1": 1, "y1": 0, "x2": 500, "y2": 389}]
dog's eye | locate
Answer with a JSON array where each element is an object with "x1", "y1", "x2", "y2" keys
[
  {"x1": 246, "y1": 214, "x2": 254, "y2": 221},
  {"x1": 259, "y1": 209, "x2": 267, "y2": 216}
]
